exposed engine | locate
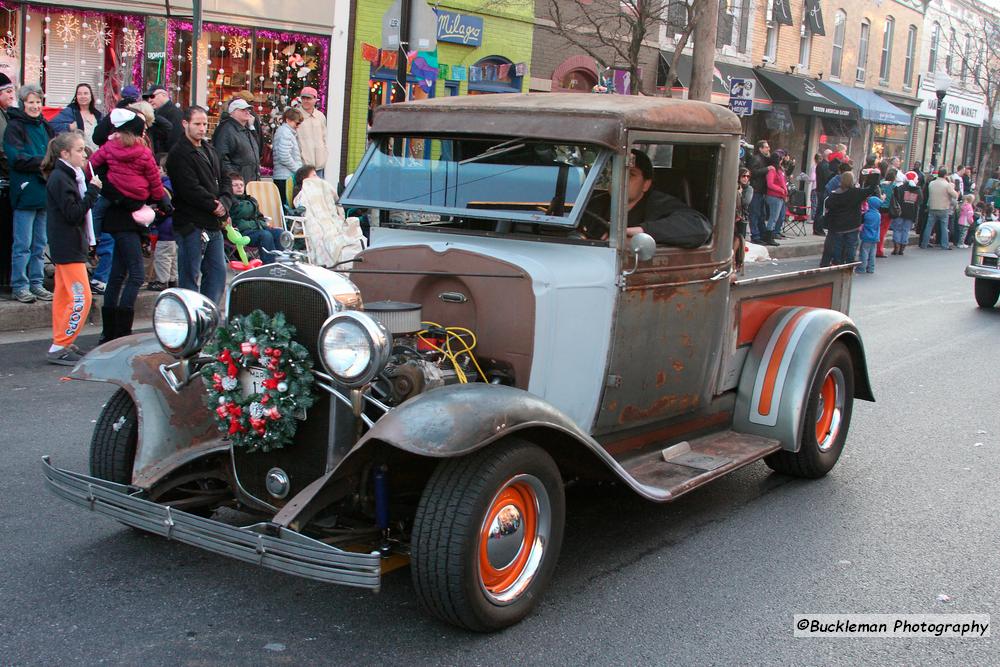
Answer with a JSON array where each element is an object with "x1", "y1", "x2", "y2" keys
[{"x1": 364, "y1": 300, "x2": 494, "y2": 406}]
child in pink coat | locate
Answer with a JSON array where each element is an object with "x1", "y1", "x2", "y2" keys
[
  {"x1": 88, "y1": 108, "x2": 165, "y2": 218},
  {"x1": 956, "y1": 194, "x2": 975, "y2": 249}
]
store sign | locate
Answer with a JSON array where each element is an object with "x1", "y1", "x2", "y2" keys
[
  {"x1": 436, "y1": 10, "x2": 483, "y2": 46},
  {"x1": 728, "y1": 78, "x2": 754, "y2": 116},
  {"x1": 916, "y1": 88, "x2": 986, "y2": 126}
]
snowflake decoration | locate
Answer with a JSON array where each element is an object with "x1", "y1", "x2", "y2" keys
[
  {"x1": 228, "y1": 35, "x2": 249, "y2": 59},
  {"x1": 54, "y1": 13, "x2": 80, "y2": 43},
  {"x1": 187, "y1": 42, "x2": 209, "y2": 62},
  {"x1": 121, "y1": 30, "x2": 143, "y2": 58},
  {"x1": 84, "y1": 20, "x2": 111, "y2": 49},
  {"x1": 0, "y1": 34, "x2": 15, "y2": 58}
]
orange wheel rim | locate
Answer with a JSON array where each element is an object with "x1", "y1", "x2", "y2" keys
[
  {"x1": 478, "y1": 481, "x2": 538, "y2": 595},
  {"x1": 815, "y1": 374, "x2": 836, "y2": 443}
]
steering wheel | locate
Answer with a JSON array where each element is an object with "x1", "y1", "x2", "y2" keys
[{"x1": 577, "y1": 210, "x2": 610, "y2": 240}]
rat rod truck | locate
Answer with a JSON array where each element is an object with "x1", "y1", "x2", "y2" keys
[{"x1": 43, "y1": 94, "x2": 874, "y2": 632}]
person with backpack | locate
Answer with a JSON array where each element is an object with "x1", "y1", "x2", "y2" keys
[{"x1": 889, "y1": 171, "x2": 923, "y2": 256}]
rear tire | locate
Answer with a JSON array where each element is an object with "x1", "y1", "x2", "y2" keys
[
  {"x1": 974, "y1": 279, "x2": 1000, "y2": 308},
  {"x1": 765, "y1": 342, "x2": 854, "y2": 478},
  {"x1": 89, "y1": 388, "x2": 138, "y2": 484},
  {"x1": 410, "y1": 440, "x2": 565, "y2": 632}
]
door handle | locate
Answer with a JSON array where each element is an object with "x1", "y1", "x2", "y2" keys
[{"x1": 710, "y1": 268, "x2": 732, "y2": 281}]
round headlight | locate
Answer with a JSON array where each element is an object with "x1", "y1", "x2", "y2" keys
[
  {"x1": 974, "y1": 225, "x2": 997, "y2": 247},
  {"x1": 318, "y1": 312, "x2": 390, "y2": 387},
  {"x1": 153, "y1": 289, "x2": 220, "y2": 358}
]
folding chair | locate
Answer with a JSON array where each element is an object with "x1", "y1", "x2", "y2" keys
[
  {"x1": 245, "y1": 180, "x2": 306, "y2": 238},
  {"x1": 783, "y1": 188, "x2": 810, "y2": 237}
]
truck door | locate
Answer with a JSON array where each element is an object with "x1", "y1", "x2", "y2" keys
[{"x1": 593, "y1": 134, "x2": 739, "y2": 436}]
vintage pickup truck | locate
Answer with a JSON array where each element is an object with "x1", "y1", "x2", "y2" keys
[
  {"x1": 43, "y1": 94, "x2": 874, "y2": 632},
  {"x1": 966, "y1": 218, "x2": 1000, "y2": 307}
]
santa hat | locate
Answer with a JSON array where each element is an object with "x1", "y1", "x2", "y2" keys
[{"x1": 905, "y1": 170, "x2": 918, "y2": 184}]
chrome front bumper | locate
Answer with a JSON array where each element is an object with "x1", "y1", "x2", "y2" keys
[
  {"x1": 965, "y1": 264, "x2": 1000, "y2": 280},
  {"x1": 42, "y1": 456, "x2": 381, "y2": 590}
]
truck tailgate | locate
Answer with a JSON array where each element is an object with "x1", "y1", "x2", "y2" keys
[{"x1": 716, "y1": 263, "x2": 855, "y2": 392}]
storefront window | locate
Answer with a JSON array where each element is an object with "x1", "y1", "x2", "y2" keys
[
  {"x1": 559, "y1": 68, "x2": 596, "y2": 92},
  {"x1": 0, "y1": 4, "x2": 21, "y2": 89},
  {"x1": 468, "y1": 56, "x2": 522, "y2": 94},
  {"x1": 872, "y1": 123, "x2": 909, "y2": 162}
]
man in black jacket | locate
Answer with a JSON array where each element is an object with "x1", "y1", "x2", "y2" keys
[
  {"x1": 813, "y1": 149, "x2": 832, "y2": 235},
  {"x1": 747, "y1": 140, "x2": 771, "y2": 244},
  {"x1": 166, "y1": 106, "x2": 232, "y2": 305},
  {"x1": 212, "y1": 98, "x2": 261, "y2": 184},
  {"x1": 624, "y1": 150, "x2": 712, "y2": 248},
  {"x1": 144, "y1": 85, "x2": 183, "y2": 154}
]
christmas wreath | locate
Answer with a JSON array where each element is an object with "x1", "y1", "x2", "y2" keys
[{"x1": 202, "y1": 310, "x2": 315, "y2": 453}]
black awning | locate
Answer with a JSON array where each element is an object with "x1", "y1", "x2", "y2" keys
[
  {"x1": 771, "y1": 0, "x2": 794, "y2": 26},
  {"x1": 804, "y1": 0, "x2": 825, "y2": 35},
  {"x1": 658, "y1": 52, "x2": 773, "y2": 111},
  {"x1": 754, "y1": 70, "x2": 859, "y2": 120},
  {"x1": 766, "y1": 104, "x2": 794, "y2": 132}
]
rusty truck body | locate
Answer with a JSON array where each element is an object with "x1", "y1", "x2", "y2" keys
[{"x1": 43, "y1": 94, "x2": 873, "y2": 631}]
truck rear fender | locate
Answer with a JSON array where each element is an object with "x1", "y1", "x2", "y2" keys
[
  {"x1": 733, "y1": 306, "x2": 874, "y2": 452},
  {"x1": 68, "y1": 334, "x2": 224, "y2": 487}
]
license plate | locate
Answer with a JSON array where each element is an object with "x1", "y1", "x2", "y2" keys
[{"x1": 240, "y1": 367, "x2": 268, "y2": 399}]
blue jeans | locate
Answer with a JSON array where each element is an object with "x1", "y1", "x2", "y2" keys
[
  {"x1": 10, "y1": 208, "x2": 46, "y2": 291},
  {"x1": 104, "y1": 232, "x2": 144, "y2": 309},
  {"x1": 765, "y1": 195, "x2": 785, "y2": 232},
  {"x1": 828, "y1": 230, "x2": 860, "y2": 265},
  {"x1": 890, "y1": 217, "x2": 913, "y2": 244},
  {"x1": 921, "y1": 209, "x2": 950, "y2": 248},
  {"x1": 245, "y1": 228, "x2": 285, "y2": 264},
  {"x1": 177, "y1": 228, "x2": 226, "y2": 305},
  {"x1": 749, "y1": 191, "x2": 767, "y2": 241},
  {"x1": 91, "y1": 196, "x2": 114, "y2": 284},
  {"x1": 857, "y1": 241, "x2": 877, "y2": 273}
]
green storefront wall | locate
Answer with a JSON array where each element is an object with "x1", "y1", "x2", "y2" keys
[{"x1": 346, "y1": 0, "x2": 534, "y2": 171}]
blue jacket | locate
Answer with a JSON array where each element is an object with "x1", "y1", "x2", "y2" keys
[
  {"x1": 270, "y1": 122, "x2": 302, "y2": 180},
  {"x1": 3, "y1": 108, "x2": 55, "y2": 210},
  {"x1": 861, "y1": 196, "x2": 882, "y2": 242},
  {"x1": 49, "y1": 103, "x2": 103, "y2": 135}
]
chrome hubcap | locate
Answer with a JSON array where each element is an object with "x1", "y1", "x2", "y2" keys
[
  {"x1": 816, "y1": 367, "x2": 846, "y2": 452},
  {"x1": 485, "y1": 504, "x2": 526, "y2": 571}
]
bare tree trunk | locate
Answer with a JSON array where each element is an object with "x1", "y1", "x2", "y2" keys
[{"x1": 689, "y1": 0, "x2": 718, "y2": 102}]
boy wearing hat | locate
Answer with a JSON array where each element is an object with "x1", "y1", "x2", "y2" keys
[{"x1": 296, "y1": 86, "x2": 327, "y2": 178}]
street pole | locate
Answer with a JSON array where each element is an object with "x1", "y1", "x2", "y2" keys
[
  {"x1": 930, "y1": 88, "x2": 946, "y2": 169},
  {"x1": 395, "y1": 0, "x2": 411, "y2": 104},
  {"x1": 192, "y1": 0, "x2": 202, "y2": 107}
]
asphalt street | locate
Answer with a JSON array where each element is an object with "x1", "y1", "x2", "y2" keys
[{"x1": 2, "y1": 247, "x2": 997, "y2": 665}]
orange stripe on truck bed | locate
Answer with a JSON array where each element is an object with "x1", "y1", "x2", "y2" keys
[
  {"x1": 757, "y1": 308, "x2": 812, "y2": 417},
  {"x1": 738, "y1": 285, "x2": 833, "y2": 347}
]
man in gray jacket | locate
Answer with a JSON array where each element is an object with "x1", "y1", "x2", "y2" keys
[
  {"x1": 920, "y1": 169, "x2": 960, "y2": 250},
  {"x1": 212, "y1": 98, "x2": 260, "y2": 184}
]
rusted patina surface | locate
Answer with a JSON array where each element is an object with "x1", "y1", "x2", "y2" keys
[
  {"x1": 70, "y1": 334, "x2": 219, "y2": 488},
  {"x1": 371, "y1": 94, "x2": 741, "y2": 149}
]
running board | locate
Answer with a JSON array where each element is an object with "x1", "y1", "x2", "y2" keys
[{"x1": 618, "y1": 431, "x2": 782, "y2": 501}]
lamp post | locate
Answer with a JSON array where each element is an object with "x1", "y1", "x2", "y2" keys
[{"x1": 930, "y1": 71, "x2": 952, "y2": 169}]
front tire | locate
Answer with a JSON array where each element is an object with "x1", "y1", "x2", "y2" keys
[
  {"x1": 765, "y1": 342, "x2": 854, "y2": 478},
  {"x1": 974, "y1": 279, "x2": 1000, "y2": 308},
  {"x1": 411, "y1": 440, "x2": 565, "y2": 632},
  {"x1": 89, "y1": 388, "x2": 138, "y2": 483}
]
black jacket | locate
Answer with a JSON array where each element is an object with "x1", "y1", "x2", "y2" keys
[
  {"x1": 823, "y1": 185, "x2": 881, "y2": 233},
  {"x1": 630, "y1": 190, "x2": 713, "y2": 249},
  {"x1": 892, "y1": 182, "x2": 923, "y2": 221},
  {"x1": 211, "y1": 116, "x2": 260, "y2": 183},
  {"x1": 165, "y1": 137, "x2": 232, "y2": 235},
  {"x1": 150, "y1": 102, "x2": 183, "y2": 155},
  {"x1": 748, "y1": 152, "x2": 770, "y2": 195},
  {"x1": 45, "y1": 161, "x2": 100, "y2": 264},
  {"x1": 815, "y1": 160, "x2": 832, "y2": 197}
]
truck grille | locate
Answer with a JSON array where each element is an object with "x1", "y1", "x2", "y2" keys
[
  {"x1": 981, "y1": 256, "x2": 999, "y2": 268},
  {"x1": 227, "y1": 278, "x2": 334, "y2": 507}
]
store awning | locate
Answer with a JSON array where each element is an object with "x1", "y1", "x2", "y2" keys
[
  {"x1": 658, "y1": 53, "x2": 772, "y2": 111},
  {"x1": 823, "y1": 82, "x2": 911, "y2": 125},
  {"x1": 754, "y1": 70, "x2": 859, "y2": 120}
]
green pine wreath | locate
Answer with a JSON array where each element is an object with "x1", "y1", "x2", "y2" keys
[{"x1": 202, "y1": 310, "x2": 315, "y2": 453}]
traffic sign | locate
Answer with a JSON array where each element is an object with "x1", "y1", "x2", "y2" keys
[
  {"x1": 382, "y1": 0, "x2": 438, "y2": 52},
  {"x1": 728, "y1": 77, "x2": 754, "y2": 116}
]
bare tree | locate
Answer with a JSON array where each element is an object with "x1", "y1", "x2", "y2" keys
[{"x1": 944, "y1": 12, "x2": 1000, "y2": 193}]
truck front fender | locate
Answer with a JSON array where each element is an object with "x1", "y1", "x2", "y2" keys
[
  {"x1": 69, "y1": 334, "x2": 224, "y2": 488},
  {"x1": 734, "y1": 306, "x2": 875, "y2": 452}
]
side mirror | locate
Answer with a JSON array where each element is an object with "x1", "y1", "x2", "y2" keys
[{"x1": 630, "y1": 233, "x2": 656, "y2": 262}]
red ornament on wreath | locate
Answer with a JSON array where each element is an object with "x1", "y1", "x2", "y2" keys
[{"x1": 202, "y1": 310, "x2": 316, "y2": 453}]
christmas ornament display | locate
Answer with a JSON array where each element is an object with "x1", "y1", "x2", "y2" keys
[
  {"x1": 202, "y1": 310, "x2": 315, "y2": 453},
  {"x1": 54, "y1": 13, "x2": 80, "y2": 43}
]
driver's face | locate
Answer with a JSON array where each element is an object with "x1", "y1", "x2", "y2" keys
[{"x1": 627, "y1": 166, "x2": 652, "y2": 208}]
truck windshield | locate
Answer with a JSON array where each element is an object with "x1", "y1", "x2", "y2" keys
[{"x1": 342, "y1": 136, "x2": 610, "y2": 227}]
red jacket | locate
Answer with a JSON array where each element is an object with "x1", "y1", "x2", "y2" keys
[
  {"x1": 89, "y1": 137, "x2": 165, "y2": 202},
  {"x1": 766, "y1": 166, "x2": 787, "y2": 198}
]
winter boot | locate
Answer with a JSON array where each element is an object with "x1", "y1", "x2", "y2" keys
[
  {"x1": 115, "y1": 307, "x2": 135, "y2": 339},
  {"x1": 763, "y1": 229, "x2": 780, "y2": 247},
  {"x1": 98, "y1": 306, "x2": 117, "y2": 344}
]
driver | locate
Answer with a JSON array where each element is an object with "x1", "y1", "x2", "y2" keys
[
  {"x1": 624, "y1": 149, "x2": 712, "y2": 248},
  {"x1": 582, "y1": 149, "x2": 712, "y2": 248}
]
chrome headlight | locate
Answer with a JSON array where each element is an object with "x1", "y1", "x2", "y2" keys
[
  {"x1": 975, "y1": 224, "x2": 997, "y2": 247},
  {"x1": 153, "y1": 289, "x2": 220, "y2": 358},
  {"x1": 318, "y1": 311, "x2": 391, "y2": 387}
]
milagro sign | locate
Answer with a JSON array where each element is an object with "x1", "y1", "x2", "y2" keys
[
  {"x1": 436, "y1": 10, "x2": 484, "y2": 46},
  {"x1": 916, "y1": 87, "x2": 986, "y2": 126}
]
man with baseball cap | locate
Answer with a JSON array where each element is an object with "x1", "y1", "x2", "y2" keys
[
  {"x1": 0, "y1": 72, "x2": 14, "y2": 288},
  {"x1": 143, "y1": 84, "x2": 183, "y2": 153},
  {"x1": 212, "y1": 96, "x2": 260, "y2": 184},
  {"x1": 296, "y1": 86, "x2": 327, "y2": 178}
]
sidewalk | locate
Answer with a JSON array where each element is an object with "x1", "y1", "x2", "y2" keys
[{"x1": 0, "y1": 232, "x2": 831, "y2": 339}]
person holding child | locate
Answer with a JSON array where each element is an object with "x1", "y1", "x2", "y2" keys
[
  {"x1": 42, "y1": 131, "x2": 102, "y2": 364},
  {"x1": 91, "y1": 108, "x2": 170, "y2": 342},
  {"x1": 228, "y1": 172, "x2": 285, "y2": 263}
]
